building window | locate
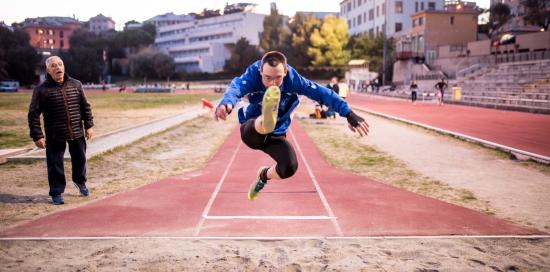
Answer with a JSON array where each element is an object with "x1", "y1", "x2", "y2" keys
[
  {"x1": 347, "y1": 2, "x2": 352, "y2": 12},
  {"x1": 421, "y1": 2, "x2": 425, "y2": 10},
  {"x1": 37, "y1": 29, "x2": 44, "y2": 35},
  {"x1": 413, "y1": 19, "x2": 416, "y2": 27},
  {"x1": 358, "y1": 14, "x2": 362, "y2": 25},
  {"x1": 376, "y1": 6, "x2": 379, "y2": 17},
  {"x1": 348, "y1": 20, "x2": 351, "y2": 27},
  {"x1": 48, "y1": 39, "x2": 54, "y2": 45},
  {"x1": 450, "y1": 16, "x2": 455, "y2": 25},
  {"x1": 428, "y1": 2, "x2": 436, "y2": 10},
  {"x1": 48, "y1": 29, "x2": 54, "y2": 35},
  {"x1": 416, "y1": 2, "x2": 419, "y2": 12},
  {"x1": 369, "y1": 29, "x2": 374, "y2": 38},
  {"x1": 358, "y1": 0, "x2": 362, "y2": 6},
  {"x1": 419, "y1": 17, "x2": 424, "y2": 26},
  {"x1": 395, "y1": 1, "x2": 403, "y2": 14},
  {"x1": 395, "y1": 22, "x2": 403, "y2": 32},
  {"x1": 60, "y1": 39, "x2": 64, "y2": 48},
  {"x1": 60, "y1": 30, "x2": 64, "y2": 38},
  {"x1": 369, "y1": 9, "x2": 374, "y2": 21},
  {"x1": 376, "y1": 26, "x2": 379, "y2": 35},
  {"x1": 353, "y1": 17, "x2": 356, "y2": 27},
  {"x1": 382, "y1": 3, "x2": 386, "y2": 14}
]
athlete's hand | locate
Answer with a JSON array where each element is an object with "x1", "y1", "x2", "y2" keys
[
  {"x1": 214, "y1": 104, "x2": 233, "y2": 121},
  {"x1": 346, "y1": 111, "x2": 369, "y2": 137}
]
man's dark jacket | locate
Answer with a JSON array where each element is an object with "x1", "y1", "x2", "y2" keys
[{"x1": 28, "y1": 74, "x2": 94, "y2": 142}]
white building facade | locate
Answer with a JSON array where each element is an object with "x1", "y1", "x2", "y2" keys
[
  {"x1": 89, "y1": 14, "x2": 115, "y2": 34},
  {"x1": 155, "y1": 12, "x2": 265, "y2": 73},
  {"x1": 340, "y1": 0, "x2": 445, "y2": 38},
  {"x1": 145, "y1": 13, "x2": 195, "y2": 29}
]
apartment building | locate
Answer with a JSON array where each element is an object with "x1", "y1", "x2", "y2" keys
[
  {"x1": 393, "y1": 1, "x2": 479, "y2": 83},
  {"x1": 145, "y1": 13, "x2": 195, "y2": 29},
  {"x1": 22, "y1": 17, "x2": 81, "y2": 54},
  {"x1": 89, "y1": 14, "x2": 115, "y2": 34},
  {"x1": 339, "y1": 0, "x2": 445, "y2": 37},
  {"x1": 154, "y1": 11, "x2": 265, "y2": 73}
]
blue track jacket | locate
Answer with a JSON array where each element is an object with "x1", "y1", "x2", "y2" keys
[{"x1": 219, "y1": 60, "x2": 353, "y2": 135}]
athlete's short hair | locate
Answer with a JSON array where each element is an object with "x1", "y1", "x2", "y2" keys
[{"x1": 261, "y1": 51, "x2": 287, "y2": 70}]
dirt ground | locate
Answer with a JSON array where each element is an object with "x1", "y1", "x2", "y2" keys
[{"x1": 1, "y1": 101, "x2": 549, "y2": 271}]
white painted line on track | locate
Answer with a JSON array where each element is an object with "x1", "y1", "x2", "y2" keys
[
  {"x1": 193, "y1": 141, "x2": 242, "y2": 236},
  {"x1": 289, "y1": 129, "x2": 344, "y2": 236},
  {"x1": 2, "y1": 235, "x2": 548, "y2": 241},
  {"x1": 203, "y1": 215, "x2": 336, "y2": 220}
]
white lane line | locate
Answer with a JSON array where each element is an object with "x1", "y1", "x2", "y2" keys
[
  {"x1": 2, "y1": 235, "x2": 548, "y2": 240},
  {"x1": 289, "y1": 129, "x2": 344, "y2": 236},
  {"x1": 193, "y1": 141, "x2": 242, "y2": 236},
  {"x1": 204, "y1": 215, "x2": 336, "y2": 220}
]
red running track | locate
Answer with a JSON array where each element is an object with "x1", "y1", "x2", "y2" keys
[
  {"x1": 0, "y1": 122, "x2": 543, "y2": 238},
  {"x1": 348, "y1": 94, "x2": 550, "y2": 158}
]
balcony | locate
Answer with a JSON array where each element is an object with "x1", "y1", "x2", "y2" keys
[{"x1": 395, "y1": 51, "x2": 413, "y2": 60}]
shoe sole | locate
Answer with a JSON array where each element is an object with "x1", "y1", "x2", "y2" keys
[{"x1": 261, "y1": 86, "x2": 281, "y2": 134}]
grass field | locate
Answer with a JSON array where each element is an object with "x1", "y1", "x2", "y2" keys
[{"x1": 0, "y1": 92, "x2": 222, "y2": 148}]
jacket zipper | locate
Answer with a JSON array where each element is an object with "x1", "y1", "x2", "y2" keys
[{"x1": 60, "y1": 86, "x2": 74, "y2": 140}]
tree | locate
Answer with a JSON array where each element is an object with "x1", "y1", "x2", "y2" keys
[
  {"x1": 66, "y1": 29, "x2": 107, "y2": 82},
  {"x1": 0, "y1": 25, "x2": 41, "y2": 85},
  {"x1": 197, "y1": 8, "x2": 221, "y2": 19},
  {"x1": 307, "y1": 16, "x2": 350, "y2": 67},
  {"x1": 129, "y1": 50, "x2": 174, "y2": 80},
  {"x1": 284, "y1": 12, "x2": 321, "y2": 68},
  {"x1": 348, "y1": 33, "x2": 394, "y2": 82},
  {"x1": 141, "y1": 23, "x2": 157, "y2": 38},
  {"x1": 224, "y1": 37, "x2": 262, "y2": 75},
  {"x1": 260, "y1": 5, "x2": 289, "y2": 52},
  {"x1": 522, "y1": 0, "x2": 550, "y2": 30},
  {"x1": 489, "y1": 3, "x2": 511, "y2": 34},
  {"x1": 152, "y1": 52, "x2": 175, "y2": 80}
]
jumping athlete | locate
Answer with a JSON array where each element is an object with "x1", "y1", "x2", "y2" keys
[{"x1": 214, "y1": 51, "x2": 369, "y2": 201}]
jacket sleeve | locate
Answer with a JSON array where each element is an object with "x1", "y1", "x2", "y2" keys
[
  {"x1": 218, "y1": 62, "x2": 261, "y2": 108},
  {"x1": 79, "y1": 82, "x2": 94, "y2": 129},
  {"x1": 291, "y1": 69, "x2": 352, "y2": 117},
  {"x1": 28, "y1": 87, "x2": 44, "y2": 141}
]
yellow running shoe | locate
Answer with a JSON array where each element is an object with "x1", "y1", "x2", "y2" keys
[
  {"x1": 248, "y1": 167, "x2": 268, "y2": 201},
  {"x1": 261, "y1": 86, "x2": 281, "y2": 134}
]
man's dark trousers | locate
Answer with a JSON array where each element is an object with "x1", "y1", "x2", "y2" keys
[{"x1": 45, "y1": 137, "x2": 87, "y2": 196}]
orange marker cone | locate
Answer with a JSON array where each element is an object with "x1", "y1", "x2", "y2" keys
[{"x1": 201, "y1": 98, "x2": 214, "y2": 109}]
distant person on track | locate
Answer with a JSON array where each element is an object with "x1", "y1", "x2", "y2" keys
[
  {"x1": 214, "y1": 51, "x2": 369, "y2": 201},
  {"x1": 28, "y1": 56, "x2": 94, "y2": 205},
  {"x1": 410, "y1": 80, "x2": 419, "y2": 104},
  {"x1": 326, "y1": 76, "x2": 340, "y2": 96},
  {"x1": 435, "y1": 78, "x2": 448, "y2": 105}
]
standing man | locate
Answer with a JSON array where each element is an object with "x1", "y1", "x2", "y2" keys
[
  {"x1": 215, "y1": 51, "x2": 369, "y2": 201},
  {"x1": 28, "y1": 56, "x2": 94, "y2": 205},
  {"x1": 326, "y1": 76, "x2": 340, "y2": 95},
  {"x1": 435, "y1": 78, "x2": 448, "y2": 105}
]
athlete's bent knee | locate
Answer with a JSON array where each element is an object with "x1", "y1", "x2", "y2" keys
[{"x1": 277, "y1": 161, "x2": 298, "y2": 179}]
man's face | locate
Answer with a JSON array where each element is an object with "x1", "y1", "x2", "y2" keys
[
  {"x1": 260, "y1": 62, "x2": 287, "y2": 88},
  {"x1": 47, "y1": 57, "x2": 65, "y2": 83}
]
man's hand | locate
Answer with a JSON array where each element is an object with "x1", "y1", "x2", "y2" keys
[
  {"x1": 85, "y1": 128, "x2": 94, "y2": 141},
  {"x1": 34, "y1": 138, "x2": 46, "y2": 149},
  {"x1": 346, "y1": 111, "x2": 370, "y2": 137},
  {"x1": 214, "y1": 104, "x2": 233, "y2": 121}
]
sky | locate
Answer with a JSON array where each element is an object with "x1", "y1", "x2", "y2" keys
[{"x1": 2, "y1": 0, "x2": 490, "y2": 30}]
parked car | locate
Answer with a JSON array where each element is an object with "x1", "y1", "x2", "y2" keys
[{"x1": 0, "y1": 81, "x2": 19, "y2": 92}]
